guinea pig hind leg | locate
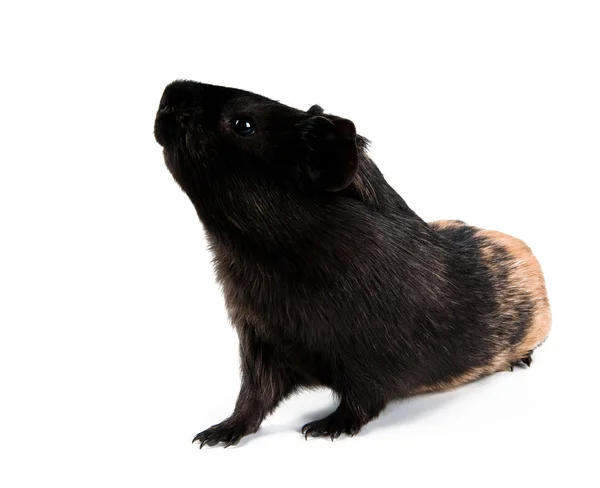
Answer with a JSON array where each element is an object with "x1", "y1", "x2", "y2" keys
[
  {"x1": 302, "y1": 391, "x2": 386, "y2": 440},
  {"x1": 509, "y1": 350, "x2": 534, "y2": 371}
]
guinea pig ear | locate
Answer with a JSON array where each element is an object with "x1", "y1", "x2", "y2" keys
[
  {"x1": 307, "y1": 104, "x2": 324, "y2": 115},
  {"x1": 302, "y1": 116, "x2": 358, "y2": 192}
]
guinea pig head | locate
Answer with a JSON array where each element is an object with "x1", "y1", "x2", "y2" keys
[{"x1": 154, "y1": 80, "x2": 360, "y2": 201}]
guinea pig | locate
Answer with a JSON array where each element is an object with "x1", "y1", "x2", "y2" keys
[{"x1": 154, "y1": 80, "x2": 551, "y2": 447}]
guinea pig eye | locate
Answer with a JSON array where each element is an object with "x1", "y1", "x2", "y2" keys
[{"x1": 232, "y1": 117, "x2": 256, "y2": 136}]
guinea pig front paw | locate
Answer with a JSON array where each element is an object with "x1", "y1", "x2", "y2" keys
[
  {"x1": 302, "y1": 411, "x2": 362, "y2": 441},
  {"x1": 192, "y1": 419, "x2": 256, "y2": 448}
]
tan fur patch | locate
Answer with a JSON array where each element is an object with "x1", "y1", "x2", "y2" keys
[
  {"x1": 429, "y1": 219, "x2": 466, "y2": 231},
  {"x1": 411, "y1": 367, "x2": 488, "y2": 395},
  {"x1": 411, "y1": 351, "x2": 513, "y2": 395},
  {"x1": 476, "y1": 229, "x2": 552, "y2": 360},
  {"x1": 353, "y1": 173, "x2": 379, "y2": 207}
]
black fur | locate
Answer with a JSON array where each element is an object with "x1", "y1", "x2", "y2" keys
[{"x1": 154, "y1": 81, "x2": 544, "y2": 446}]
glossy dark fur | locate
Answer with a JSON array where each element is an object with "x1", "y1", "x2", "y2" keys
[{"x1": 154, "y1": 81, "x2": 551, "y2": 447}]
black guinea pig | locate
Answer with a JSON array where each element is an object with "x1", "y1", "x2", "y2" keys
[{"x1": 154, "y1": 80, "x2": 551, "y2": 447}]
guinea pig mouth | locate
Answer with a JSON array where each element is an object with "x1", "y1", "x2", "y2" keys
[{"x1": 154, "y1": 110, "x2": 186, "y2": 147}]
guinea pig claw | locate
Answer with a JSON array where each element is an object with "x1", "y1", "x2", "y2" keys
[
  {"x1": 303, "y1": 424, "x2": 324, "y2": 440},
  {"x1": 224, "y1": 437, "x2": 239, "y2": 448},
  {"x1": 508, "y1": 352, "x2": 533, "y2": 371}
]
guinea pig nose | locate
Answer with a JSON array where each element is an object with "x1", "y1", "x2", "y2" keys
[{"x1": 159, "y1": 80, "x2": 202, "y2": 111}]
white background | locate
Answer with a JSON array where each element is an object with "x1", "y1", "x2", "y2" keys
[{"x1": 1, "y1": 1, "x2": 599, "y2": 486}]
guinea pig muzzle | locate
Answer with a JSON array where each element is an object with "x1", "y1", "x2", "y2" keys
[
  {"x1": 154, "y1": 80, "x2": 202, "y2": 147},
  {"x1": 154, "y1": 108, "x2": 181, "y2": 147}
]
